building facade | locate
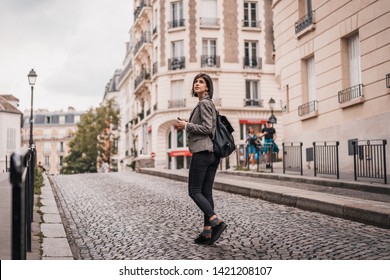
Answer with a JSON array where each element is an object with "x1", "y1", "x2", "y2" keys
[
  {"x1": 272, "y1": 0, "x2": 390, "y2": 175},
  {"x1": 117, "y1": 0, "x2": 283, "y2": 170},
  {"x1": 21, "y1": 107, "x2": 84, "y2": 175},
  {"x1": 0, "y1": 95, "x2": 22, "y2": 172}
]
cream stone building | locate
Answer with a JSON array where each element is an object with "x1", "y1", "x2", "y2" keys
[
  {"x1": 272, "y1": 0, "x2": 390, "y2": 175},
  {"x1": 117, "y1": 0, "x2": 283, "y2": 170},
  {"x1": 21, "y1": 108, "x2": 84, "y2": 175}
]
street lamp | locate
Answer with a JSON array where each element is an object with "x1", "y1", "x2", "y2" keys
[
  {"x1": 268, "y1": 97, "x2": 277, "y2": 124},
  {"x1": 27, "y1": 69, "x2": 37, "y2": 146}
]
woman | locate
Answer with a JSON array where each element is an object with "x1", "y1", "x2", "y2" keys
[
  {"x1": 176, "y1": 73, "x2": 227, "y2": 245},
  {"x1": 246, "y1": 126, "x2": 258, "y2": 170}
]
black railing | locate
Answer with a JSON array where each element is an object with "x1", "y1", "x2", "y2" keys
[
  {"x1": 282, "y1": 142, "x2": 303, "y2": 175},
  {"x1": 242, "y1": 20, "x2": 261, "y2": 28},
  {"x1": 168, "y1": 19, "x2": 185, "y2": 29},
  {"x1": 168, "y1": 99, "x2": 186, "y2": 108},
  {"x1": 10, "y1": 147, "x2": 35, "y2": 259},
  {"x1": 295, "y1": 11, "x2": 314, "y2": 34},
  {"x1": 298, "y1": 100, "x2": 317, "y2": 116},
  {"x1": 168, "y1": 57, "x2": 185, "y2": 70},
  {"x1": 134, "y1": 69, "x2": 151, "y2": 90},
  {"x1": 133, "y1": 32, "x2": 152, "y2": 55},
  {"x1": 201, "y1": 55, "x2": 220, "y2": 67},
  {"x1": 243, "y1": 57, "x2": 262, "y2": 69},
  {"x1": 338, "y1": 84, "x2": 363, "y2": 103},
  {"x1": 386, "y1": 73, "x2": 390, "y2": 88},
  {"x1": 244, "y1": 98, "x2": 262, "y2": 107},
  {"x1": 133, "y1": 0, "x2": 152, "y2": 22},
  {"x1": 152, "y1": 61, "x2": 158, "y2": 75},
  {"x1": 352, "y1": 139, "x2": 387, "y2": 184},
  {"x1": 200, "y1": 17, "x2": 220, "y2": 27},
  {"x1": 313, "y1": 141, "x2": 340, "y2": 179}
]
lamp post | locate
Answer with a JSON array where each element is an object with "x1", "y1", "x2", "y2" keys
[
  {"x1": 268, "y1": 97, "x2": 277, "y2": 124},
  {"x1": 27, "y1": 69, "x2": 37, "y2": 146}
]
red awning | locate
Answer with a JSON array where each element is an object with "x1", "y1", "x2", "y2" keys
[
  {"x1": 239, "y1": 119, "x2": 267, "y2": 124},
  {"x1": 169, "y1": 150, "x2": 192, "y2": 157}
]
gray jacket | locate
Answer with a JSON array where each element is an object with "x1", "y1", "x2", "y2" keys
[{"x1": 186, "y1": 97, "x2": 216, "y2": 154}]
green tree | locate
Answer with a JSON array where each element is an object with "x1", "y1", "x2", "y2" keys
[{"x1": 61, "y1": 100, "x2": 119, "y2": 174}]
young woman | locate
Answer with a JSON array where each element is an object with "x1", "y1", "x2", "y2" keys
[
  {"x1": 176, "y1": 73, "x2": 227, "y2": 245},
  {"x1": 246, "y1": 126, "x2": 258, "y2": 170}
]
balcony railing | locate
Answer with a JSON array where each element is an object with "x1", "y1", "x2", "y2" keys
[
  {"x1": 295, "y1": 11, "x2": 314, "y2": 34},
  {"x1": 201, "y1": 55, "x2": 220, "y2": 68},
  {"x1": 152, "y1": 61, "x2": 158, "y2": 75},
  {"x1": 386, "y1": 73, "x2": 390, "y2": 88},
  {"x1": 243, "y1": 57, "x2": 262, "y2": 69},
  {"x1": 338, "y1": 84, "x2": 363, "y2": 103},
  {"x1": 134, "y1": 70, "x2": 151, "y2": 90},
  {"x1": 242, "y1": 20, "x2": 261, "y2": 28},
  {"x1": 200, "y1": 17, "x2": 220, "y2": 27},
  {"x1": 168, "y1": 19, "x2": 185, "y2": 29},
  {"x1": 168, "y1": 57, "x2": 185, "y2": 70},
  {"x1": 298, "y1": 100, "x2": 317, "y2": 116},
  {"x1": 168, "y1": 99, "x2": 186, "y2": 109},
  {"x1": 133, "y1": 32, "x2": 151, "y2": 55},
  {"x1": 134, "y1": 0, "x2": 152, "y2": 22},
  {"x1": 244, "y1": 99, "x2": 262, "y2": 107}
]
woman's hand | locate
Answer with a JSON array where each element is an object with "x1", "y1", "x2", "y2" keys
[{"x1": 176, "y1": 120, "x2": 187, "y2": 130}]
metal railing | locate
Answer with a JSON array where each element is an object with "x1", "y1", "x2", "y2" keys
[
  {"x1": 282, "y1": 142, "x2": 303, "y2": 175},
  {"x1": 133, "y1": 0, "x2": 152, "y2": 22},
  {"x1": 386, "y1": 73, "x2": 390, "y2": 88},
  {"x1": 133, "y1": 32, "x2": 152, "y2": 55},
  {"x1": 243, "y1": 57, "x2": 262, "y2": 69},
  {"x1": 168, "y1": 57, "x2": 185, "y2": 70},
  {"x1": 242, "y1": 20, "x2": 261, "y2": 28},
  {"x1": 352, "y1": 139, "x2": 387, "y2": 184},
  {"x1": 168, "y1": 19, "x2": 185, "y2": 29},
  {"x1": 313, "y1": 141, "x2": 340, "y2": 179},
  {"x1": 10, "y1": 147, "x2": 35, "y2": 259},
  {"x1": 168, "y1": 99, "x2": 186, "y2": 108},
  {"x1": 295, "y1": 11, "x2": 314, "y2": 34},
  {"x1": 201, "y1": 55, "x2": 220, "y2": 67},
  {"x1": 244, "y1": 98, "x2": 262, "y2": 107},
  {"x1": 298, "y1": 100, "x2": 317, "y2": 116},
  {"x1": 200, "y1": 17, "x2": 220, "y2": 27},
  {"x1": 338, "y1": 84, "x2": 363, "y2": 103},
  {"x1": 134, "y1": 69, "x2": 151, "y2": 90}
]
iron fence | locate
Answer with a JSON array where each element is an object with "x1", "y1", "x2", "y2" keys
[
  {"x1": 352, "y1": 139, "x2": 387, "y2": 184},
  {"x1": 282, "y1": 142, "x2": 303, "y2": 175},
  {"x1": 313, "y1": 141, "x2": 339, "y2": 179}
]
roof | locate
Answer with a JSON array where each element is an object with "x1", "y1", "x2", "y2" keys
[{"x1": 0, "y1": 95, "x2": 22, "y2": 114}]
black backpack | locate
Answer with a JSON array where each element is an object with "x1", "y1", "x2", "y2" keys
[{"x1": 211, "y1": 109, "x2": 235, "y2": 158}]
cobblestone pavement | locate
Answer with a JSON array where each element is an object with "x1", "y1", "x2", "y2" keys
[{"x1": 52, "y1": 172, "x2": 390, "y2": 260}]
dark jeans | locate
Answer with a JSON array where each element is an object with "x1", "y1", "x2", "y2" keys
[{"x1": 188, "y1": 151, "x2": 220, "y2": 227}]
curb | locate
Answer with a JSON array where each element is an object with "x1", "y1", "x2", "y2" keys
[{"x1": 139, "y1": 168, "x2": 390, "y2": 229}]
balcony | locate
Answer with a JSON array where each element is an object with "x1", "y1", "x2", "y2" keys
[
  {"x1": 168, "y1": 57, "x2": 185, "y2": 70},
  {"x1": 243, "y1": 57, "x2": 262, "y2": 69},
  {"x1": 242, "y1": 20, "x2": 261, "y2": 30},
  {"x1": 386, "y1": 73, "x2": 390, "y2": 88},
  {"x1": 200, "y1": 17, "x2": 220, "y2": 28},
  {"x1": 338, "y1": 84, "x2": 364, "y2": 108},
  {"x1": 168, "y1": 99, "x2": 186, "y2": 109},
  {"x1": 201, "y1": 55, "x2": 220, "y2": 68},
  {"x1": 295, "y1": 11, "x2": 315, "y2": 37},
  {"x1": 244, "y1": 99, "x2": 262, "y2": 107},
  {"x1": 168, "y1": 19, "x2": 185, "y2": 29},
  {"x1": 134, "y1": 69, "x2": 151, "y2": 91},
  {"x1": 134, "y1": 0, "x2": 152, "y2": 22},
  {"x1": 133, "y1": 32, "x2": 151, "y2": 56},
  {"x1": 298, "y1": 100, "x2": 318, "y2": 118}
]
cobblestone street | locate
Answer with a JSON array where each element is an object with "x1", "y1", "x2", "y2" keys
[{"x1": 51, "y1": 172, "x2": 390, "y2": 260}]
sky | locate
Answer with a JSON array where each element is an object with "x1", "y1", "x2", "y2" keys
[{"x1": 0, "y1": 0, "x2": 133, "y2": 113}]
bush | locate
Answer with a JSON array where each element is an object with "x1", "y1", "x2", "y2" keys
[{"x1": 34, "y1": 166, "x2": 44, "y2": 195}]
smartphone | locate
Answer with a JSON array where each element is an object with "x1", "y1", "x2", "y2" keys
[{"x1": 177, "y1": 117, "x2": 182, "y2": 121}]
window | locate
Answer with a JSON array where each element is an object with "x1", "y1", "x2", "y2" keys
[
  {"x1": 59, "y1": 115, "x2": 65, "y2": 124},
  {"x1": 170, "y1": 41, "x2": 185, "y2": 70},
  {"x1": 202, "y1": 39, "x2": 217, "y2": 66},
  {"x1": 348, "y1": 33, "x2": 361, "y2": 87},
  {"x1": 44, "y1": 156, "x2": 50, "y2": 167},
  {"x1": 306, "y1": 56, "x2": 316, "y2": 102},
  {"x1": 7, "y1": 128, "x2": 16, "y2": 150},
  {"x1": 244, "y1": 41, "x2": 258, "y2": 68},
  {"x1": 200, "y1": 0, "x2": 218, "y2": 26},
  {"x1": 57, "y1": 142, "x2": 64, "y2": 152},
  {"x1": 43, "y1": 142, "x2": 51, "y2": 153},
  {"x1": 172, "y1": 40, "x2": 184, "y2": 58},
  {"x1": 58, "y1": 156, "x2": 63, "y2": 166},
  {"x1": 244, "y1": 2, "x2": 258, "y2": 27},
  {"x1": 170, "y1": 1, "x2": 184, "y2": 28},
  {"x1": 170, "y1": 80, "x2": 185, "y2": 107},
  {"x1": 245, "y1": 80, "x2": 260, "y2": 106}
]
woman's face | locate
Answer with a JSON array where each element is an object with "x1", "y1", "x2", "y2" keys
[
  {"x1": 193, "y1": 77, "x2": 208, "y2": 95},
  {"x1": 249, "y1": 127, "x2": 254, "y2": 133}
]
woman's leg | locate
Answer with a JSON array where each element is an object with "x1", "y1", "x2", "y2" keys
[{"x1": 201, "y1": 154, "x2": 220, "y2": 227}]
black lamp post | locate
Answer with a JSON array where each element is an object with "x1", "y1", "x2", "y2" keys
[
  {"x1": 27, "y1": 69, "x2": 37, "y2": 146},
  {"x1": 268, "y1": 97, "x2": 277, "y2": 124}
]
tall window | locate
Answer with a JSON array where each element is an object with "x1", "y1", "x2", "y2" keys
[
  {"x1": 44, "y1": 142, "x2": 51, "y2": 153},
  {"x1": 202, "y1": 39, "x2": 217, "y2": 66},
  {"x1": 171, "y1": 80, "x2": 185, "y2": 107},
  {"x1": 171, "y1": 1, "x2": 183, "y2": 27},
  {"x1": 201, "y1": 0, "x2": 218, "y2": 26},
  {"x1": 172, "y1": 40, "x2": 184, "y2": 58},
  {"x1": 306, "y1": 56, "x2": 316, "y2": 102},
  {"x1": 244, "y1": 2, "x2": 257, "y2": 27},
  {"x1": 244, "y1": 41, "x2": 258, "y2": 67},
  {"x1": 7, "y1": 128, "x2": 16, "y2": 150},
  {"x1": 44, "y1": 156, "x2": 50, "y2": 167},
  {"x1": 348, "y1": 33, "x2": 361, "y2": 87},
  {"x1": 245, "y1": 80, "x2": 260, "y2": 106}
]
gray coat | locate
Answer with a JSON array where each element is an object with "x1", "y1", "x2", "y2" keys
[{"x1": 186, "y1": 96, "x2": 216, "y2": 154}]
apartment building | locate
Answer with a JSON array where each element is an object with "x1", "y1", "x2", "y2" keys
[
  {"x1": 272, "y1": 0, "x2": 390, "y2": 175},
  {"x1": 21, "y1": 107, "x2": 84, "y2": 175},
  {"x1": 117, "y1": 0, "x2": 283, "y2": 170},
  {"x1": 0, "y1": 95, "x2": 22, "y2": 172}
]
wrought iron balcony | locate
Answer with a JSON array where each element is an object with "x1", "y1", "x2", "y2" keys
[
  {"x1": 168, "y1": 19, "x2": 185, "y2": 29},
  {"x1": 168, "y1": 99, "x2": 186, "y2": 109},
  {"x1": 134, "y1": 0, "x2": 152, "y2": 22},
  {"x1": 386, "y1": 73, "x2": 390, "y2": 88},
  {"x1": 244, "y1": 99, "x2": 262, "y2": 107},
  {"x1": 134, "y1": 70, "x2": 151, "y2": 90},
  {"x1": 168, "y1": 57, "x2": 185, "y2": 70},
  {"x1": 243, "y1": 57, "x2": 262, "y2": 69},
  {"x1": 200, "y1": 17, "x2": 220, "y2": 27},
  {"x1": 133, "y1": 32, "x2": 151, "y2": 56},
  {"x1": 295, "y1": 11, "x2": 314, "y2": 34},
  {"x1": 298, "y1": 100, "x2": 317, "y2": 116},
  {"x1": 242, "y1": 20, "x2": 261, "y2": 28},
  {"x1": 338, "y1": 84, "x2": 363, "y2": 103},
  {"x1": 201, "y1": 55, "x2": 220, "y2": 67}
]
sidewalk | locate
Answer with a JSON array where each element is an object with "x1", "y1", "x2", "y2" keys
[
  {"x1": 139, "y1": 163, "x2": 390, "y2": 229},
  {"x1": 0, "y1": 173, "x2": 73, "y2": 260}
]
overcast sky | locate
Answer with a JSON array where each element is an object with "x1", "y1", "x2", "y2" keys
[{"x1": 0, "y1": 0, "x2": 133, "y2": 113}]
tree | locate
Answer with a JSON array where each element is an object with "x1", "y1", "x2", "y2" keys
[{"x1": 61, "y1": 100, "x2": 119, "y2": 174}]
